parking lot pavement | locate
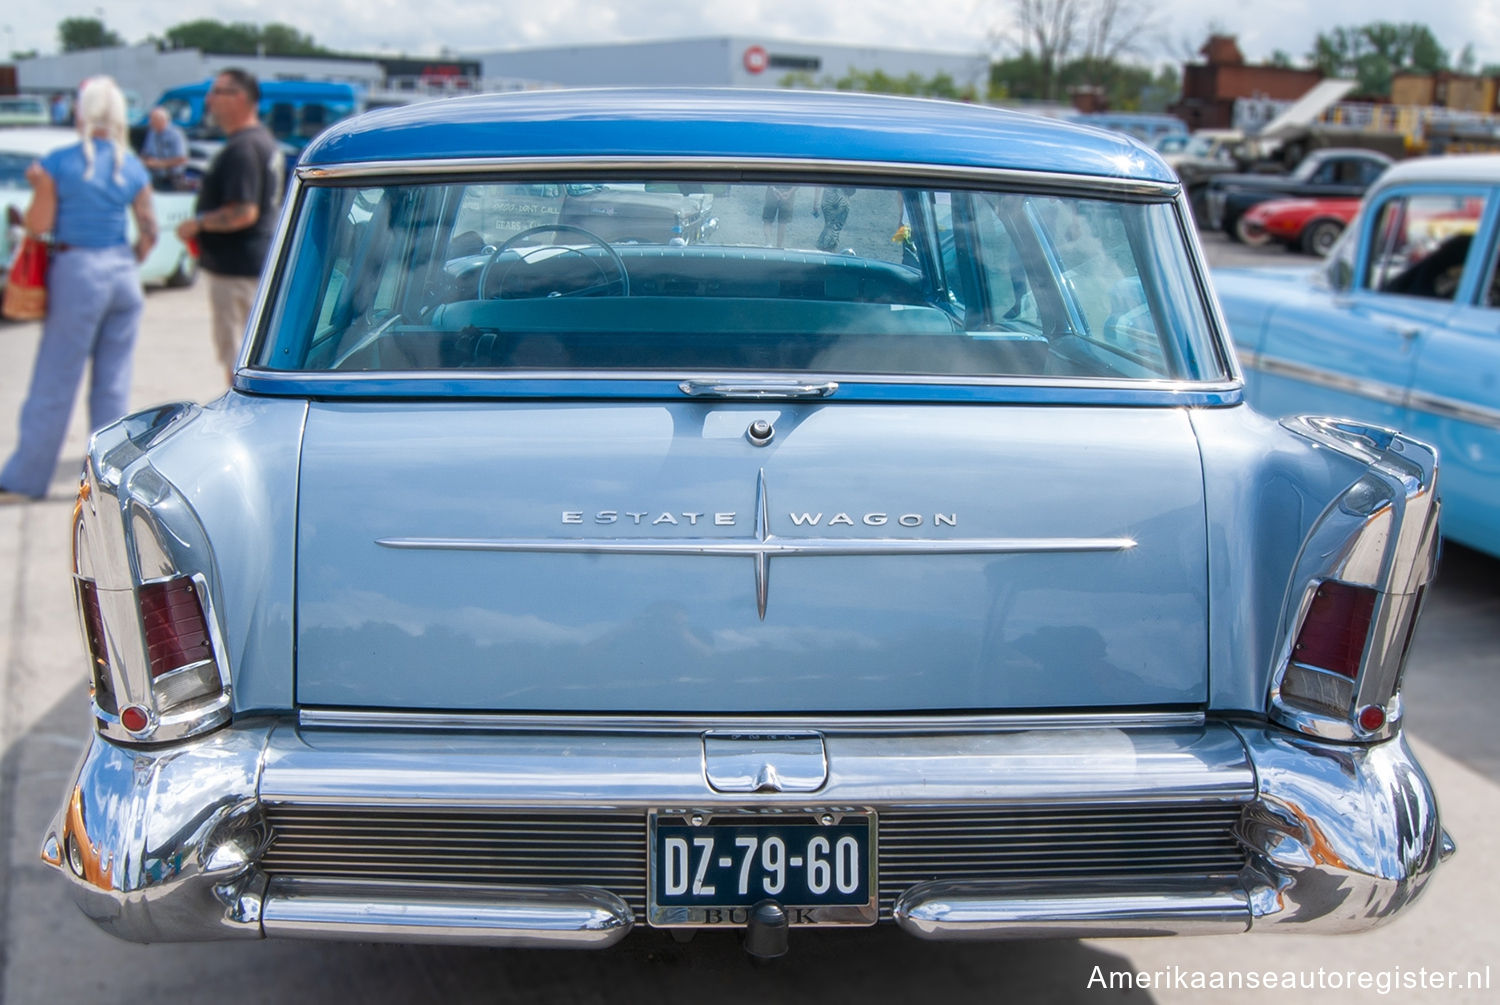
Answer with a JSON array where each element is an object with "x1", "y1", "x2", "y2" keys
[{"x1": 2, "y1": 269, "x2": 1497, "y2": 1002}]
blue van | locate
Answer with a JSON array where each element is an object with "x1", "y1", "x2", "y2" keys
[{"x1": 152, "y1": 79, "x2": 361, "y2": 150}]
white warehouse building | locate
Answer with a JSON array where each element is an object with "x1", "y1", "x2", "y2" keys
[{"x1": 477, "y1": 36, "x2": 990, "y2": 93}]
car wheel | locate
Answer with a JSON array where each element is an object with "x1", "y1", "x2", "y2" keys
[
  {"x1": 1300, "y1": 219, "x2": 1344, "y2": 257},
  {"x1": 164, "y1": 251, "x2": 198, "y2": 288},
  {"x1": 1233, "y1": 215, "x2": 1272, "y2": 247}
]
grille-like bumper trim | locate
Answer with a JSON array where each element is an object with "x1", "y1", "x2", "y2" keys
[
  {"x1": 40, "y1": 719, "x2": 1447, "y2": 944},
  {"x1": 260, "y1": 803, "x2": 1249, "y2": 922}
]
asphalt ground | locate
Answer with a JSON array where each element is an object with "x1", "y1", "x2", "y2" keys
[{"x1": 1, "y1": 233, "x2": 1496, "y2": 1003}]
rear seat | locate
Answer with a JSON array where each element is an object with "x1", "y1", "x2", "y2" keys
[{"x1": 429, "y1": 296, "x2": 960, "y2": 335}]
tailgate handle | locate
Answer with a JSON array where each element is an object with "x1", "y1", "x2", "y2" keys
[
  {"x1": 679, "y1": 379, "x2": 839, "y2": 399},
  {"x1": 703, "y1": 731, "x2": 828, "y2": 793}
]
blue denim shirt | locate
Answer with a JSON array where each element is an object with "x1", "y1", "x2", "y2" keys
[{"x1": 40, "y1": 139, "x2": 149, "y2": 248}]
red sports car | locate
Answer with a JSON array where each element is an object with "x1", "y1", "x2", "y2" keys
[{"x1": 1234, "y1": 196, "x2": 1361, "y2": 255}]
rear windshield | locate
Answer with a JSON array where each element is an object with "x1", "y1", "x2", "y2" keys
[{"x1": 256, "y1": 176, "x2": 1225, "y2": 382}]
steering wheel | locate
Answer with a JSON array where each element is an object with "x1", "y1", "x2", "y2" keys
[{"x1": 479, "y1": 224, "x2": 630, "y2": 299}]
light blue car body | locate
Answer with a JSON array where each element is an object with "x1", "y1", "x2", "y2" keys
[
  {"x1": 1217, "y1": 153, "x2": 1500, "y2": 559},
  {"x1": 41, "y1": 90, "x2": 1449, "y2": 949}
]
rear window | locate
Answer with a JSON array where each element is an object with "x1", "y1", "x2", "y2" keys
[{"x1": 256, "y1": 175, "x2": 1224, "y2": 382}]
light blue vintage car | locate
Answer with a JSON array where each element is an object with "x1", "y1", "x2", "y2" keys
[
  {"x1": 43, "y1": 89, "x2": 1449, "y2": 954},
  {"x1": 1217, "y1": 154, "x2": 1500, "y2": 559},
  {"x1": 0, "y1": 127, "x2": 199, "y2": 289}
]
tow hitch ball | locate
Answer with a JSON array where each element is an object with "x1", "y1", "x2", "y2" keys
[{"x1": 743, "y1": 900, "x2": 789, "y2": 959}]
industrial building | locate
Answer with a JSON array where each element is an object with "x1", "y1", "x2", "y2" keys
[{"x1": 475, "y1": 37, "x2": 989, "y2": 93}]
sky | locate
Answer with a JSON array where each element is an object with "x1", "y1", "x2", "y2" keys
[{"x1": 5, "y1": 1, "x2": 1498, "y2": 73}]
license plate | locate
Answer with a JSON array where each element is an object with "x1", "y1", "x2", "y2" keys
[{"x1": 647, "y1": 812, "x2": 877, "y2": 926}]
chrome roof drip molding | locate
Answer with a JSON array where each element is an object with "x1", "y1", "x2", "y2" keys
[
  {"x1": 296, "y1": 155, "x2": 1182, "y2": 199},
  {"x1": 377, "y1": 470, "x2": 1137, "y2": 619}
]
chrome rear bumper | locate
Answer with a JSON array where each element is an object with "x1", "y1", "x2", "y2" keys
[{"x1": 41, "y1": 718, "x2": 1448, "y2": 945}]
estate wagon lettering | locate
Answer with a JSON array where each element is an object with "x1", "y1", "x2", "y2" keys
[{"x1": 41, "y1": 88, "x2": 1450, "y2": 956}]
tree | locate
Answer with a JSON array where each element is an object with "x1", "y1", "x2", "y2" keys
[
  {"x1": 1075, "y1": 0, "x2": 1163, "y2": 86},
  {"x1": 58, "y1": 17, "x2": 124, "y2": 52},
  {"x1": 259, "y1": 23, "x2": 331, "y2": 57},
  {"x1": 1308, "y1": 22, "x2": 1448, "y2": 96},
  {"x1": 995, "y1": 0, "x2": 1163, "y2": 102},
  {"x1": 162, "y1": 19, "x2": 331, "y2": 57},
  {"x1": 780, "y1": 69, "x2": 976, "y2": 102},
  {"x1": 1008, "y1": 0, "x2": 1081, "y2": 102},
  {"x1": 163, "y1": 20, "x2": 260, "y2": 53}
]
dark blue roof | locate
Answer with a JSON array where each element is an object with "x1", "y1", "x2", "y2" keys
[{"x1": 300, "y1": 88, "x2": 1175, "y2": 183}]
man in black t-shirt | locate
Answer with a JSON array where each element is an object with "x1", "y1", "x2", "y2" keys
[{"x1": 176, "y1": 68, "x2": 283, "y2": 383}]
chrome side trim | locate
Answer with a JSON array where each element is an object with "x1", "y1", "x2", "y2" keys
[
  {"x1": 295, "y1": 709, "x2": 1207, "y2": 734},
  {"x1": 260, "y1": 878, "x2": 633, "y2": 948},
  {"x1": 297, "y1": 155, "x2": 1182, "y2": 198},
  {"x1": 1407, "y1": 386, "x2": 1500, "y2": 430},
  {"x1": 1242, "y1": 351, "x2": 1408, "y2": 408},
  {"x1": 894, "y1": 877, "x2": 1250, "y2": 939},
  {"x1": 1244, "y1": 351, "x2": 1500, "y2": 431}
]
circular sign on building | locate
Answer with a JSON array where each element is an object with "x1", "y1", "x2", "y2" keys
[{"x1": 743, "y1": 45, "x2": 768, "y2": 74}]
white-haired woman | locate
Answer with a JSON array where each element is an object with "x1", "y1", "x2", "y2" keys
[{"x1": 0, "y1": 76, "x2": 156, "y2": 502}]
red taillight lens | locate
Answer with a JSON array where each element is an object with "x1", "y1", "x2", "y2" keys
[
  {"x1": 139, "y1": 578, "x2": 213, "y2": 678},
  {"x1": 1292, "y1": 581, "x2": 1377, "y2": 679},
  {"x1": 78, "y1": 580, "x2": 109, "y2": 673}
]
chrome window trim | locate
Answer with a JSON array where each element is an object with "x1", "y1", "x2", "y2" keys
[
  {"x1": 240, "y1": 165, "x2": 1243, "y2": 387},
  {"x1": 295, "y1": 709, "x2": 1207, "y2": 734},
  {"x1": 235, "y1": 368, "x2": 1243, "y2": 400},
  {"x1": 235, "y1": 170, "x2": 304, "y2": 375},
  {"x1": 1174, "y1": 188, "x2": 1242, "y2": 381},
  {"x1": 297, "y1": 156, "x2": 1182, "y2": 199}
]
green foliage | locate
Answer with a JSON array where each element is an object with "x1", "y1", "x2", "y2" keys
[
  {"x1": 162, "y1": 19, "x2": 331, "y2": 57},
  {"x1": 991, "y1": 54, "x2": 1178, "y2": 112},
  {"x1": 781, "y1": 68, "x2": 978, "y2": 102},
  {"x1": 1308, "y1": 22, "x2": 1448, "y2": 96},
  {"x1": 58, "y1": 17, "x2": 124, "y2": 52},
  {"x1": 990, "y1": 52, "x2": 1047, "y2": 102}
]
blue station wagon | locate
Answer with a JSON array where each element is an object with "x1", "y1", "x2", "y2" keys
[
  {"x1": 42, "y1": 89, "x2": 1449, "y2": 954},
  {"x1": 1218, "y1": 154, "x2": 1500, "y2": 560}
]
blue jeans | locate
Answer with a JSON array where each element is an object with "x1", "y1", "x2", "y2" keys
[{"x1": 1, "y1": 245, "x2": 142, "y2": 498}]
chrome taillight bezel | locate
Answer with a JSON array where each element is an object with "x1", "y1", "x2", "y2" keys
[
  {"x1": 71, "y1": 403, "x2": 233, "y2": 745},
  {"x1": 1269, "y1": 417, "x2": 1440, "y2": 743}
]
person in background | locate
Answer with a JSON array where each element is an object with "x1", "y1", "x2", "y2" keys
[
  {"x1": 175, "y1": 68, "x2": 282, "y2": 384},
  {"x1": 762, "y1": 185, "x2": 797, "y2": 247},
  {"x1": 140, "y1": 107, "x2": 189, "y2": 190},
  {"x1": 0, "y1": 76, "x2": 156, "y2": 504},
  {"x1": 813, "y1": 185, "x2": 856, "y2": 252}
]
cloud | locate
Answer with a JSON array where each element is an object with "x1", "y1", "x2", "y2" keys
[{"x1": 13, "y1": 2, "x2": 1496, "y2": 70}]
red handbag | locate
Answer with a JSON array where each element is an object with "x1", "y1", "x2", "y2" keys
[{"x1": 2, "y1": 236, "x2": 50, "y2": 321}]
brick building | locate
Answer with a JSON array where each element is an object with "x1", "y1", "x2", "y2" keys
[{"x1": 1169, "y1": 36, "x2": 1322, "y2": 131}]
